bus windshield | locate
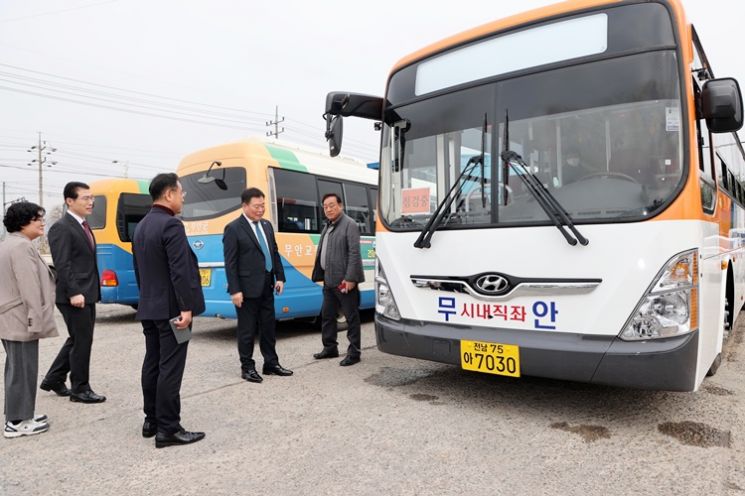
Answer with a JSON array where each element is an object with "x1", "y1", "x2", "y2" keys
[
  {"x1": 181, "y1": 167, "x2": 246, "y2": 220},
  {"x1": 381, "y1": 50, "x2": 684, "y2": 230}
]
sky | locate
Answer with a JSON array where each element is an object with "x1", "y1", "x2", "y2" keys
[{"x1": 0, "y1": 0, "x2": 743, "y2": 208}]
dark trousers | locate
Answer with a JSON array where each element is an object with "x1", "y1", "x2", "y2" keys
[
  {"x1": 141, "y1": 319, "x2": 189, "y2": 436},
  {"x1": 44, "y1": 303, "x2": 95, "y2": 394},
  {"x1": 321, "y1": 286, "x2": 361, "y2": 358},
  {"x1": 236, "y1": 272, "x2": 278, "y2": 371},
  {"x1": 2, "y1": 339, "x2": 38, "y2": 422}
]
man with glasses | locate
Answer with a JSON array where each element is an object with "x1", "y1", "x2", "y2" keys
[
  {"x1": 132, "y1": 173, "x2": 205, "y2": 448},
  {"x1": 223, "y1": 187, "x2": 293, "y2": 383},
  {"x1": 41, "y1": 182, "x2": 106, "y2": 404},
  {"x1": 311, "y1": 193, "x2": 365, "y2": 366}
]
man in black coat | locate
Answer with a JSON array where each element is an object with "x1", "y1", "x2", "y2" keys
[
  {"x1": 132, "y1": 173, "x2": 205, "y2": 448},
  {"x1": 41, "y1": 181, "x2": 106, "y2": 403},
  {"x1": 223, "y1": 187, "x2": 293, "y2": 383}
]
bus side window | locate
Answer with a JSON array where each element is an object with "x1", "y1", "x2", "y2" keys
[
  {"x1": 274, "y1": 169, "x2": 320, "y2": 233},
  {"x1": 317, "y1": 179, "x2": 344, "y2": 229},
  {"x1": 719, "y1": 156, "x2": 729, "y2": 191},
  {"x1": 88, "y1": 195, "x2": 107, "y2": 229},
  {"x1": 343, "y1": 182, "x2": 372, "y2": 235},
  {"x1": 369, "y1": 187, "x2": 378, "y2": 229}
]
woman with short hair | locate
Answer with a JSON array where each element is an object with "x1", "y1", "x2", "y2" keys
[{"x1": 0, "y1": 202, "x2": 58, "y2": 438}]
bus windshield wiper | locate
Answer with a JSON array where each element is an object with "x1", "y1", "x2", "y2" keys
[
  {"x1": 501, "y1": 150, "x2": 589, "y2": 246},
  {"x1": 413, "y1": 155, "x2": 482, "y2": 248},
  {"x1": 414, "y1": 116, "x2": 488, "y2": 249}
]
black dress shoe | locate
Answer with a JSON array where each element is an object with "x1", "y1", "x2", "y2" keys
[
  {"x1": 40, "y1": 381, "x2": 71, "y2": 397},
  {"x1": 70, "y1": 390, "x2": 106, "y2": 403},
  {"x1": 142, "y1": 420, "x2": 157, "y2": 438},
  {"x1": 340, "y1": 355, "x2": 361, "y2": 366},
  {"x1": 262, "y1": 364, "x2": 293, "y2": 376},
  {"x1": 313, "y1": 349, "x2": 339, "y2": 359},
  {"x1": 241, "y1": 369, "x2": 263, "y2": 383},
  {"x1": 155, "y1": 428, "x2": 205, "y2": 449}
]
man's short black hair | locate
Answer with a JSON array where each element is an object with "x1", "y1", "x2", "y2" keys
[
  {"x1": 3, "y1": 201, "x2": 45, "y2": 233},
  {"x1": 149, "y1": 173, "x2": 180, "y2": 201},
  {"x1": 322, "y1": 193, "x2": 342, "y2": 205},
  {"x1": 63, "y1": 182, "x2": 90, "y2": 200},
  {"x1": 241, "y1": 187, "x2": 265, "y2": 204}
]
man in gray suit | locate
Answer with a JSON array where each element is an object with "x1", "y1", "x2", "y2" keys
[{"x1": 311, "y1": 193, "x2": 365, "y2": 366}]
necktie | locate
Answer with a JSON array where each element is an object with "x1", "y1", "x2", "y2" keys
[
  {"x1": 253, "y1": 221, "x2": 273, "y2": 272},
  {"x1": 82, "y1": 221, "x2": 95, "y2": 250}
]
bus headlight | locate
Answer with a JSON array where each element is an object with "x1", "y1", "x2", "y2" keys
[
  {"x1": 375, "y1": 259, "x2": 401, "y2": 321},
  {"x1": 620, "y1": 250, "x2": 698, "y2": 341}
]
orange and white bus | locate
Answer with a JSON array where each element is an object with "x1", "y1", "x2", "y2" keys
[{"x1": 324, "y1": 0, "x2": 744, "y2": 391}]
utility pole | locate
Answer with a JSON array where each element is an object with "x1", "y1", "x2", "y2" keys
[
  {"x1": 112, "y1": 160, "x2": 129, "y2": 178},
  {"x1": 265, "y1": 105, "x2": 285, "y2": 139},
  {"x1": 27, "y1": 132, "x2": 57, "y2": 207}
]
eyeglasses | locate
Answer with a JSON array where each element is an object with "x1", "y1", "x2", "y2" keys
[
  {"x1": 78, "y1": 195, "x2": 95, "y2": 203},
  {"x1": 182, "y1": 191, "x2": 187, "y2": 199}
]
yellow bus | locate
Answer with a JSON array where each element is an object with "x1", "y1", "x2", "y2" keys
[
  {"x1": 323, "y1": 0, "x2": 744, "y2": 391},
  {"x1": 177, "y1": 139, "x2": 378, "y2": 320},
  {"x1": 88, "y1": 178, "x2": 152, "y2": 307}
]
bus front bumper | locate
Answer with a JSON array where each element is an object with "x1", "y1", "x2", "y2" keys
[{"x1": 375, "y1": 314, "x2": 698, "y2": 392}]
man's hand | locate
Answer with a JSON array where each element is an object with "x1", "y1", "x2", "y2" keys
[
  {"x1": 231, "y1": 292, "x2": 243, "y2": 308},
  {"x1": 176, "y1": 310, "x2": 192, "y2": 330},
  {"x1": 274, "y1": 281, "x2": 284, "y2": 295},
  {"x1": 70, "y1": 294, "x2": 85, "y2": 308},
  {"x1": 342, "y1": 280, "x2": 356, "y2": 291}
]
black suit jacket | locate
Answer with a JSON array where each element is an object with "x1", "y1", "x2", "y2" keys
[
  {"x1": 132, "y1": 206, "x2": 205, "y2": 321},
  {"x1": 48, "y1": 213, "x2": 100, "y2": 304},
  {"x1": 223, "y1": 216, "x2": 285, "y2": 299}
]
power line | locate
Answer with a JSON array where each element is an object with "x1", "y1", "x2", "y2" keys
[
  {"x1": 0, "y1": 70, "x2": 270, "y2": 124},
  {"x1": 0, "y1": 162, "x2": 147, "y2": 180},
  {"x1": 0, "y1": 62, "x2": 274, "y2": 118},
  {"x1": 0, "y1": 1, "x2": 119, "y2": 23},
  {"x1": 0, "y1": 83, "x2": 267, "y2": 131},
  {"x1": 0, "y1": 75, "x2": 268, "y2": 127}
]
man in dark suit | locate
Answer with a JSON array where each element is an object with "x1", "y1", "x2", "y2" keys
[
  {"x1": 41, "y1": 181, "x2": 106, "y2": 403},
  {"x1": 132, "y1": 173, "x2": 205, "y2": 448},
  {"x1": 223, "y1": 187, "x2": 293, "y2": 383}
]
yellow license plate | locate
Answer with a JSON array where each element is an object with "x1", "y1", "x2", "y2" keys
[
  {"x1": 460, "y1": 340, "x2": 520, "y2": 377},
  {"x1": 199, "y1": 268, "x2": 211, "y2": 287}
]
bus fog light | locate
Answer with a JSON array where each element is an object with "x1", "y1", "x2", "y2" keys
[{"x1": 375, "y1": 260, "x2": 400, "y2": 321}]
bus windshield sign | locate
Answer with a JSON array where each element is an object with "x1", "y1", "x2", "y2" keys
[{"x1": 415, "y1": 13, "x2": 608, "y2": 96}]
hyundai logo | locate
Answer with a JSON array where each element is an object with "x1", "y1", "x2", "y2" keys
[
  {"x1": 474, "y1": 274, "x2": 510, "y2": 295},
  {"x1": 192, "y1": 240, "x2": 205, "y2": 250}
]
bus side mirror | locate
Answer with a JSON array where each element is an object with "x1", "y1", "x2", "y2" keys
[
  {"x1": 325, "y1": 113, "x2": 343, "y2": 157},
  {"x1": 324, "y1": 91, "x2": 384, "y2": 157},
  {"x1": 702, "y1": 78, "x2": 743, "y2": 133}
]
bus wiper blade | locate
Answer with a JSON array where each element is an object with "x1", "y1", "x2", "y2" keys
[
  {"x1": 501, "y1": 150, "x2": 589, "y2": 246},
  {"x1": 414, "y1": 154, "x2": 482, "y2": 249}
]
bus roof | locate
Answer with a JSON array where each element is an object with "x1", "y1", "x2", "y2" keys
[
  {"x1": 390, "y1": 0, "x2": 688, "y2": 74},
  {"x1": 89, "y1": 178, "x2": 150, "y2": 196},
  {"x1": 177, "y1": 138, "x2": 377, "y2": 185}
]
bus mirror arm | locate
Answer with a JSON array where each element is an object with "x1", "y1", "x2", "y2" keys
[{"x1": 198, "y1": 161, "x2": 227, "y2": 190}]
